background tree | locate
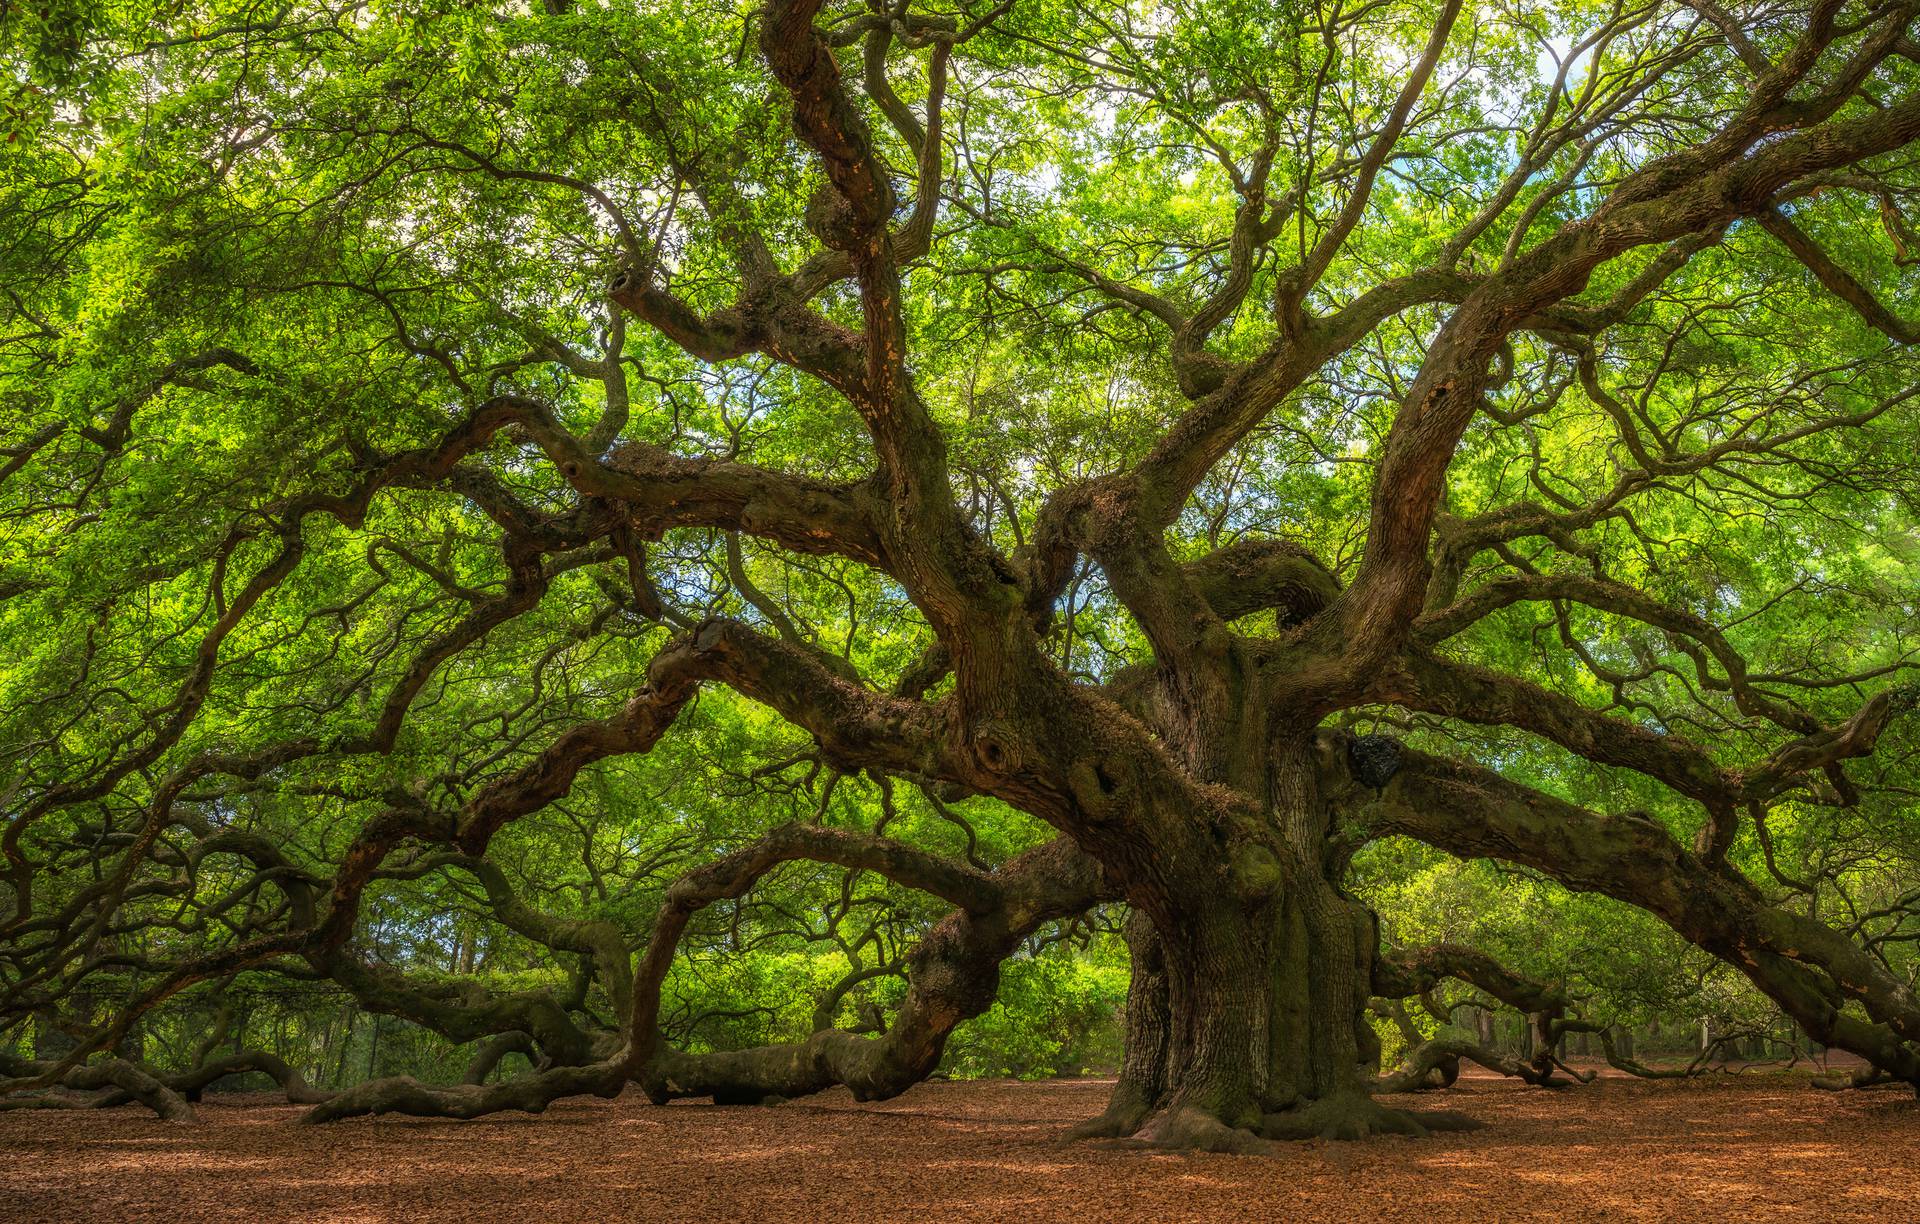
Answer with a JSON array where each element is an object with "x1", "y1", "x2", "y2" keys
[{"x1": 3, "y1": 0, "x2": 1920, "y2": 1150}]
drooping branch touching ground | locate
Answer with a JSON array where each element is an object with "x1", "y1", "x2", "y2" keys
[
  {"x1": 302, "y1": 830, "x2": 1112, "y2": 1122},
  {"x1": 1348, "y1": 739, "x2": 1920, "y2": 1092},
  {"x1": 0, "y1": 1053, "x2": 199, "y2": 1122},
  {"x1": 1373, "y1": 944, "x2": 1579, "y2": 1090},
  {"x1": 1369, "y1": 945, "x2": 1722, "y2": 1092}
]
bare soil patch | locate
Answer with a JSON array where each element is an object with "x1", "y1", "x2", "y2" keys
[{"x1": 2, "y1": 1073, "x2": 1914, "y2": 1222}]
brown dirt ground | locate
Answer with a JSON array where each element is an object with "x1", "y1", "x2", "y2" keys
[{"x1": 2, "y1": 1069, "x2": 1915, "y2": 1222}]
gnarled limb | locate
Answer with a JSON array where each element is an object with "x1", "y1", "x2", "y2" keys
[
  {"x1": 1346, "y1": 737, "x2": 1920, "y2": 1089},
  {"x1": 0, "y1": 1052, "x2": 198, "y2": 1122},
  {"x1": 638, "y1": 834, "x2": 1109, "y2": 1106}
]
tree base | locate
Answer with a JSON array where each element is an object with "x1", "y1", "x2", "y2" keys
[
  {"x1": 1137, "y1": 1106, "x2": 1274, "y2": 1154},
  {"x1": 1062, "y1": 1080, "x2": 1158, "y2": 1142},
  {"x1": 1072, "y1": 1105, "x2": 1272, "y2": 1154},
  {"x1": 1261, "y1": 1092, "x2": 1483, "y2": 1141},
  {"x1": 1069, "y1": 1091, "x2": 1485, "y2": 1153}
]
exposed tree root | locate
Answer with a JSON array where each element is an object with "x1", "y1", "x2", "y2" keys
[
  {"x1": 1063, "y1": 1090, "x2": 1156, "y2": 1141},
  {"x1": 1261, "y1": 1093, "x2": 1482, "y2": 1141},
  {"x1": 1070, "y1": 1090, "x2": 1487, "y2": 1152},
  {"x1": 1135, "y1": 1106, "x2": 1272, "y2": 1154}
]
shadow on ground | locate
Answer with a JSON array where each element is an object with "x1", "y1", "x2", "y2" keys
[{"x1": 2, "y1": 1072, "x2": 1914, "y2": 1222}]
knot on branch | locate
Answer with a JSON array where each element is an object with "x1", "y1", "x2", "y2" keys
[
  {"x1": 968, "y1": 719, "x2": 1025, "y2": 778},
  {"x1": 1348, "y1": 734, "x2": 1404, "y2": 791},
  {"x1": 804, "y1": 183, "x2": 868, "y2": 252}
]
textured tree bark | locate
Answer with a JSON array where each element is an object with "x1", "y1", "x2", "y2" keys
[
  {"x1": 1081, "y1": 881, "x2": 1477, "y2": 1147},
  {"x1": 1068, "y1": 910, "x2": 1169, "y2": 1139},
  {"x1": 1139, "y1": 902, "x2": 1274, "y2": 1149},
  {"x1": 1071, "y1": 739, "x2": 1475, "y2": 1148},
  {"x1": 1259, "y1": 874, "x2": 1414, "y2": 1139}
]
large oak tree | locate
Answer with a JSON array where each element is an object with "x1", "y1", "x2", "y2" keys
[{"x1": 4, "y1": 0, "x2": 1920, "y2": 1148}]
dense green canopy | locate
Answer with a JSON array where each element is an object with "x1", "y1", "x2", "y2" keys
[{"x1": 2, "y1": 0, "x2": 1918, "y2": 1139}]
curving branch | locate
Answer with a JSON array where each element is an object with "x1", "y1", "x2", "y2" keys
[{"x1": 1339, "y1": 735, "x2": 1920, "y2": 1088}]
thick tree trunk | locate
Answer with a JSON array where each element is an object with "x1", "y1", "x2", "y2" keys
[
  {"x1": 1084, "y1": 880, "x2": 1472, "y2": 1148},
  {"x1": 1077, "y1": 739, "x2": 1473, "y2": 1148},
  {"x1": 1264, "y1": 873, "x2": 1379, "y2": 1114},
  {"x1": 1142, "y1": 903, "x2": 1273, "y2": 1147}
]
